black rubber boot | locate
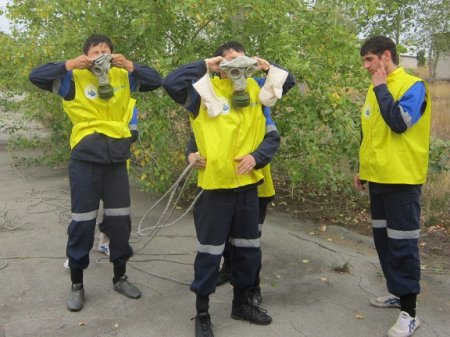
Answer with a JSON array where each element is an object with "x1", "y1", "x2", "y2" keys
[{"x1": 194, "y1": 312, "x2": 214, "y2": 337}]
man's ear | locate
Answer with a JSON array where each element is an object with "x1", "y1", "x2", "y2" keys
[{"x1": 382, "y1": 50, "x2": 392, "y2": 63}]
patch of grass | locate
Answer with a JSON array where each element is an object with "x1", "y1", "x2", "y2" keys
[{"x1": 429, "y1": 80, "x2": 450, "y2": 141}]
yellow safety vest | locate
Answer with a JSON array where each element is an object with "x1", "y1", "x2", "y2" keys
[
  {"x1": 258, "y1": 164, "x2": 275, "y2": 198},
  {"x1": 359, "y1": 67, "x2": 431, "y2": 184},
  {"x1": 63, "y1": 67, "x2": 133, "y2": 149},
  {"x1": 191, "y1": 76, "x2": 266, "y2": 190}
]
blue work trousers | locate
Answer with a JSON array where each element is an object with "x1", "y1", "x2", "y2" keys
[
  {"x1": 369, "y1": 182, "x2": 422, "y2": 297},
  {"x1": 191, "y1": 187, "x2": 261, "y2": 296},
  {"x1": 67, "y1": 159, "x2": 133, "y2": 270}
]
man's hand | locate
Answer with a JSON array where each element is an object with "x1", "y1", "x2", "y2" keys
[
  {"x1": 205, "y1": 56, "x2": 224, "y2": 73},
  {"x1": 235, "y1": 155, "x2": 256, "y2": 175},
  {"x1": 188, "y1": 152, "x2": 206, "y2": 169},
  {"x1": 372, "y1": 61, "x2": 387, "y2": 87},
  {"x1": 252, "y1": 56, "x2": 271, "y2": 71},
  {"x1": 65, "y1": 55, "x2": 93, "y2": 71},
  {"x1": 111, "y1": 54, "x2": 134, "y2": 72},
  {"x1": 353, "y1": 173, "x2": 366, "y2": 191}
]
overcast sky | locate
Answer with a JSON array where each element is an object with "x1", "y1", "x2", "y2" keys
[{"x1": 0, "y1": 0, "x2": 10, "y2": 34}]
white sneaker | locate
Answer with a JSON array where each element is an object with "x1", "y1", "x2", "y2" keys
[
  {"x1": 370, "y1": 294, "x2": 401, "y2": 308},
  {"x1": 387, "y1": 311, "x2": 420, "y2": 337},
  {"x1": 63, "y1": 259, "x2": 69, "y2": 269},
  {"x1": 98, "y1": 242, "x2": 110, "y2": 256},
  {"x1": 98, "y1": 232, "x2": 110, "y2": 256}
]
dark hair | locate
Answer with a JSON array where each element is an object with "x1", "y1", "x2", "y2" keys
[
  {"x1": 83, "y1": 34, "x2": 113, "y2": 55},
  {"x1": 213, "y1": 41, "x2": 246, "y2": 57},
  {"x1": 360, "y1": 35, "x2": 398, "y2": 64}
]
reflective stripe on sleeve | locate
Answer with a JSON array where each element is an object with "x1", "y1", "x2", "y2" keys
[{"x1": 266, "y1": 124, "x2": 277, "y2": 133}]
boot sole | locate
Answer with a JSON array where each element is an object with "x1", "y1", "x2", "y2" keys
[
  {"x1": 231, "y1": 313, "x2": 272, "y2": 325},
  {"x1": 67, "y1": 306, "x2": 83, "y2": 312}
]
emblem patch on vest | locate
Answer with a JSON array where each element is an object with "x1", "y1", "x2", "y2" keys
[
  {"x1": 84, "y1": 84, "x2": 98, "y2": 100},
  {"x1": 364, "y1": 104, "x2": 371, "y2": 118},
  {"x1": 222, "y1": 101, "x2": 230, "y2": 115}
]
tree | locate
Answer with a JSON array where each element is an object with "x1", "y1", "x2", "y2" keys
[
  {"x1": 416, "y1": 50, "x2": 426, "y2": 67},
  {"x1": 414, "y1": 0, "x2": 450, "y2": 78},
  {"x1": 0, "y1": 0, "x2": 368, "y2": 194}
]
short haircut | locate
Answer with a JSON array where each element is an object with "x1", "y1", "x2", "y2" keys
[
  {"x1": 360, "y1": 35, "x2": 398, "y2": 64},
  {"x1": 213, "y1": 41, "x2": 246, "y2": 57},
  {"x1": 83, "y1": 34, "x2": 114, "y2": 55}
]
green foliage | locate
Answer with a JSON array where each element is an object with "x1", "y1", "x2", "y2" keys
[
  {"x1": 416, "y1": 50, "x2": 426, "y2": 67},
  {"x1": 1, "y1": 0, "x2": 448, "y2": 211},
  {"x1": 130, "y1": 93, "x2": 190, "y2": 192},
  {"x1": 429, "y1": 137, "x2": 450, "y2": 174}
]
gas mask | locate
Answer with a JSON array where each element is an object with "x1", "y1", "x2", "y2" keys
[
  {"x1": 90, "y1": 54, "x2": 114, "y2": 99},
  {"x1": 219, "y1": 56, "x2": 258, "y2": 108}
]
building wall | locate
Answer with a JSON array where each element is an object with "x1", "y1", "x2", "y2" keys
[
  {"x1": 435, "y1": 52, "x2": 450, "y2": 79},
  {"x1": 399, "y1": 55, "x2": 418, "y2": 69}
]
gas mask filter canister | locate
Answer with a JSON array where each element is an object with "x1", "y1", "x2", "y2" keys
[{"x1": 90, "y1": 54, "x2": 114, "y2": 99}]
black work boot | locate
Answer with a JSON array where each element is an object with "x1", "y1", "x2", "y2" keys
[
  {"x1": 250, "y1": 286, "x2": 263, "y2": 306},
  {"x1": 216, "y1": 261, "x2": 231, "y2": 286},
  {"x1": 231, "y1": 288, "x2": 272, "y2": 325},
  {"x1": 66, "y1": 283, "x2": 84, "y2": 312},
  {"x1": 194, "y1": 312, "x2": 214, "y2": 337},
  {"x1": 113, "y1": 275, "x2": 141, "y2": 299},
  {"x1": 231, "y1": 301, "x2": 272, "y2": 325}
]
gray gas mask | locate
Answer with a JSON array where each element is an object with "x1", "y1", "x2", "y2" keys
[
  {"x1": 219, "y1": 56, "x2": 258, "y2": 108},
  {"x1": 90, "y1": 54, "x2": 114, "y2": 99}
]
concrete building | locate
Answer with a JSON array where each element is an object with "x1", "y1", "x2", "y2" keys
[
  {"x1": 399, "y1": 55, "x2": 418, "y2": 69},
  {"x1": 435, "y1": 52, "x2": 450, "y2": 79}
]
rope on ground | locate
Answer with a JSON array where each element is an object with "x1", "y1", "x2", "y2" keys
[
  {"x1": 0, "y1": 204, "x2": 34, "y2": 232},
  {"x1": 134, "y1": 162, "x2": 202, "y2": 256},
  {"x1": 121, "y1": 162, "x2": 202, "y2": 286},
  {"x1": 128, "y1": 261, "x2": 190, "y2": 286},
  {"x1": 27, "y1": 189, "x2": 71, "y2": 224},
  {"x1": 137, "y1": 162, "x2": 197, "y2": 236},
  {"x1": 0, "y1": 255, "x2": 66, "y2": 271},
  {"x1": 0, "y1": 259, "x2": 8, "y2": 271}
]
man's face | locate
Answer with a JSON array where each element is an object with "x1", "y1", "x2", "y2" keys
[
  {"x1": 362, "y1": 51, "x2": 390, "y2": 74},
  {"x1": 220, "y1": 48, "x2": 245, "y2": 78},
  {"x1": 86, "y1": 42, "x2": 112, "y2": 58}
]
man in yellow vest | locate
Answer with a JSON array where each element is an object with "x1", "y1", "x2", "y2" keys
[
  {"x1": 29, "y1": 34, "x2": 162, "y2": 312},
  {"x1": 186, "y1": 109, "x2": 277, "y2": 307},
  {"x1": 355, "y1": 36, "x2": 431, "y2": 337},
  {"x1": 163, "y1": 41, "x2": 294, "y2": 337}
]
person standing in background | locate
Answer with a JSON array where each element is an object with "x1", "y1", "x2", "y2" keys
[{"x1": 355, "y1": 35, "x2": 431, "y2": 337}]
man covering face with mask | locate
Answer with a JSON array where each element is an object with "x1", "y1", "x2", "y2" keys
[
  {"x1": 163, "y1": 41, "x2": 295, "y2": 337},
  {"x1": 29, "y1": 34, "x2": 162, "y2": 312}
]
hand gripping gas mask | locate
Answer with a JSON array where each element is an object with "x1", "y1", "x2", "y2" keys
[
  {"x1": 219, "y1": 56, "x2": 258, "y2": 108},
  {"x1": 90, "y1": 54, "x2": 114, "y2": 99}
]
